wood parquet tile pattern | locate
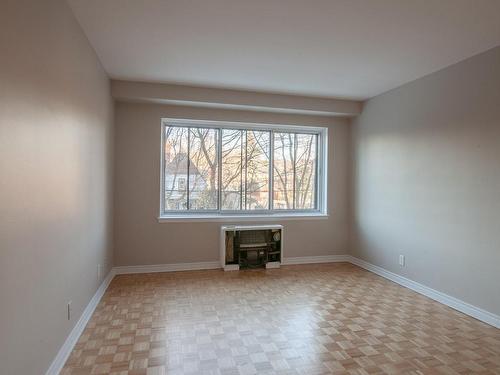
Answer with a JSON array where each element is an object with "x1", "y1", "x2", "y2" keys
[{"x1": 62, "y1": 263, "x2": 500, "y2": 375}]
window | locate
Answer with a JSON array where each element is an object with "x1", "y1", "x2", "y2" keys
[{"x1": 161, "y1": 119, "x2": 327, "y2": 218}]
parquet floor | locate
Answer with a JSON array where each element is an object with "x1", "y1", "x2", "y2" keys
[{"x1": 62, "y1": 263, "x2": 500, "y2": 375}]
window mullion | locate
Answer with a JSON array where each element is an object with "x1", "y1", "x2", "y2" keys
[
  {"x1": 293, "y1": 133, "x2": 297, "y2": 210},
  {"x1": 269, "y1": 131, "x2": 274, "y2": 211},
  {"x1": 315, "y1": 134, "x2": 319, "y2": 210},
  {"x1": 186, "y1": 127, "x2": 190, "y2": 210},
  {"x1": 217, "y1": 128, "x2": 222, "y2": 212},
  {"x1": 244, "y1": 130, "x2": 248, "y2": 210},
  {"x1": 239, "y1": 130, "x2": 243, "y2": 210},
  {"x1": 161, "y1": 125, "x2": 165, "y2": 214}
]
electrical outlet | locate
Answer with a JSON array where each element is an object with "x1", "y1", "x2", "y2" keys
[
  {"x1": 399, "y1": 254, "x2": 405, "y2": 267},
  {"x1": 67, "y1": 301, "x2": 72, "y2": 320}
]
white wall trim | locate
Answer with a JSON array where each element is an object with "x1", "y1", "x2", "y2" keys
[
  {"x1": 348, "y1": 256, "x2": 500, "y2": 329},
  {"x1": 45, "y1": 268, "x2": 116, "y2": 375},
  {"x1": 113, "y1": 256, "x2": 352, "y2": 275},
  {"x1": 114, "y1": 261, "x2": 221, "y2": 274},
  {"x1": 283, "y1": 255, "x2": 351, "y2": 265},
  {"x1": 158, "y1": 213, "x2": 329, "y2": 223}
]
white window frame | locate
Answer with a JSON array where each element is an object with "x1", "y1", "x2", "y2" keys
[{"x1": 159, "y1": 118, "x2": 328, "y2": 222}]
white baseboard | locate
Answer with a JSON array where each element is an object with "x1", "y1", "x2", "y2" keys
[
  {"x1": 265, "y1": 261, "x2": 281, "y2": 269},
  {"x1": 283, "y1": 254, "x2": 351, "y2": 265},
  {"x1": 114, "y1": 261, "x2": 221, "y2": 274},
  {"x1": 45, "y1": 269, "x2": 116, "y2": 375},
  {"x1": 114, "y1": 256, "x2": 351, "y2": 274},
  {"x1": 348, "y1": 256, "x2": 500, "y2": 329}
]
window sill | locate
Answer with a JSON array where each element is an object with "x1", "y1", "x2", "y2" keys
[{"x1": 157, "y1": 213, "x2": 329, "y2": 223}]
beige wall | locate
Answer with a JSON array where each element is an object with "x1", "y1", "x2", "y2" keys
[
  {"x1": 0, "y1": 1, "x2": 114, "y2": 374},
  {"x1": 114, "y1": 103, "x2": 350, "y2": 266},
  {"x1": 350, "y1": 46, "x2": 500, "y2": 315}
]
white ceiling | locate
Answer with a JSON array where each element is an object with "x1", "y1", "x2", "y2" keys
[{"x1": 68, "y1": 0, "x2": 500, "y2": 100}]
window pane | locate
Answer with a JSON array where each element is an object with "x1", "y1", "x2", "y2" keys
[
  {"x1": 164, "y1": 126, "x2": 188, "y2": 210},
  {"x1": 221, "y1": 129, "x2": 243, "y2": 210},
  {"x1": 245, "y1": 131, "x2": 270, "y2": 209},
  {"x1": 273, "y1": 132, "x2": 295, "y2": 209},
  {"x1": 188, "y1": 128, "x2": 218, "y2": 210},
  {"x1": 295, "y1": 134, "x2": 317, "y2": 209}
]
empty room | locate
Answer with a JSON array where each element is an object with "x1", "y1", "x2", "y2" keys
[{"x1": 1, "y1": 0, "x2": 500, "y2": 374}]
